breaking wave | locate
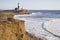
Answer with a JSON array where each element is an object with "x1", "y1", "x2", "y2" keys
[{"x1": 14, "y1": 12, "x2": 60, "y2": 19}]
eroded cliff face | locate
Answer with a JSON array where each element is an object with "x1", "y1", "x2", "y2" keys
[{"x1": 0, "y1": 18, "x2": 26, "y2": 40}]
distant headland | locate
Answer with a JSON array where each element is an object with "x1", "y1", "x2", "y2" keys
[{"x1": 0, "y1": 3, "x2": 29, "y2": 14}]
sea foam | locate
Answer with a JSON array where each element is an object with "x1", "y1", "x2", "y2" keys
[{"x1": 13, "y1": 12, "x2": 60, "y2": 40}]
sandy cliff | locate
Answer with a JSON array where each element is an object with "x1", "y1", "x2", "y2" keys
[{"x1": 0, "y1": 18, "x2": 26, "y2": 40}]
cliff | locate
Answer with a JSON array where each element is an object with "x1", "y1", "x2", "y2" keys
[{"x1": 0, "y1": 18, "x2": 26, "y2": 40}]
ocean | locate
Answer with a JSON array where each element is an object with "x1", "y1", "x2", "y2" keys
[
  {"x1": 14, "y1": 10, "x2": 60, "y2": 40},
  {"x1": 29, "y1": 10, "x2": 60, "y2": 18}
]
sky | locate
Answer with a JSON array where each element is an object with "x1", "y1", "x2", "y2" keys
[{"x1": 0, "y1": 0, "x2": 60, "y2": 10}]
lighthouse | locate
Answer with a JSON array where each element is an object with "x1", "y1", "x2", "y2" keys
[
  {"x1": 14, "y1": 2, "x2": 29, "y2": 14},
  {"x1": 15, "y1": 3, "x2": 20, "y2": 12},
  {"x1": 17, "y1": 3, "x2": 19, "y2": 10}
]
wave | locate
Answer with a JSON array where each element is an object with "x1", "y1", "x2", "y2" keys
[{"x1": 14, "y1": 12, "x2": 60, "y2": 19}]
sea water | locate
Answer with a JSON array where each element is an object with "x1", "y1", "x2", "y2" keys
[{"x1": 14, "y1": 10, "x2": 60, "y2": 40}]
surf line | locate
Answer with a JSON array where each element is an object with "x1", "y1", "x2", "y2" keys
[{"x1": 41, "y1": 22, "x2": 60, "y2": 38}]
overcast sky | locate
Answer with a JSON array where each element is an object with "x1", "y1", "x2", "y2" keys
[{"x1": 0, "y1": 0, "x2": 60, "y2": 10}]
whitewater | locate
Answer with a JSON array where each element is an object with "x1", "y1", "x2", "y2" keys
[{"x1": 14, "y1": 12, "x2": 60, "y2": 40}]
